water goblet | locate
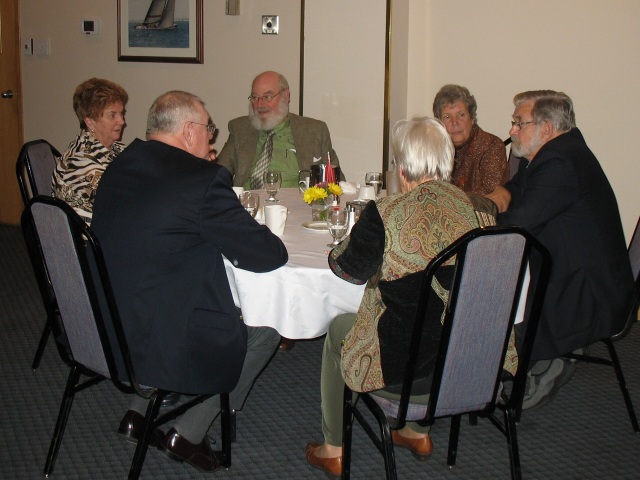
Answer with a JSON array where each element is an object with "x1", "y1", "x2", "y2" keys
[
  {"x1": 264, "y1": 170, "x2": 282, "y2": 203},
  {"x1": 240, "y1": 192, "x2": 260, "y2": 218},
  {"x1": 326, "y1": 207, "x2": 348, "y2": 248},
  {"x1": 365, "y1": 171, "x2": 383, "y2": 196}
]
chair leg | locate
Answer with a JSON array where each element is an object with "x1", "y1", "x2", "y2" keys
[
  {"x1": 604, "y1": 339, "x2": 640, "y2": 432},
  {"x1": 230, "y1": 409, "x2": 237, "y2": 443},
  {"x1": 373, "y1": 414, "x2": 397, "y2": 480},
  {"x1": 342, "y1": 387, "x2": 354, "y2": 480},
  {"x1": 219, "y1": 393, "x2": 232, "y2": 468},
  {"x1": 44, "y1": 365, "x2": 81, "y2": 477},
  {"x1": 504, "y1": 408, "x2": 522, "y2": 480},
  {"x1": 447, "y1": 414, "x2": 461, "y2": 466},
  {"x1": 31, "y1": 318, "x2": 52, "y2": 370},
  {"x1": 128, "y1": 393, "x2": 164, "y2": 480}
]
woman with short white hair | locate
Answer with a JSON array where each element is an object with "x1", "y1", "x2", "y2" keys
[{"x1": 305, "y1": 116, "x2": 491, "y2": 477}]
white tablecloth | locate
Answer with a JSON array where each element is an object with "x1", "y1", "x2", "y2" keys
[{"x1": 224, "y1": 188, "x2": 366, "y2": 339}]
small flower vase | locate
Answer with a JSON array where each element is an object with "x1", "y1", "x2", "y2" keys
[{"x1": 311, "y1": 200, "x2": 329, "y2": 221}]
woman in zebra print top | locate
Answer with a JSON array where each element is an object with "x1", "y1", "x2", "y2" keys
[{"x1": 52, "y1": 77, "x2": 128, "y2": 225}]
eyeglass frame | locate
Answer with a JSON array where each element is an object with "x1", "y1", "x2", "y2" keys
[
  {"x1": 510, "y1": 120, "x2": 536, "y2": 131},
  {"x1": 189, "y1": 121, "x2": 216, "y2": 135},
  {"x1": 248, "y1": 89, "x2": 285, "y2": 104}
]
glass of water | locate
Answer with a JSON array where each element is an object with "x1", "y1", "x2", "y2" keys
[
  {"x1": 326, "y1": 207, "x2": 348, "y2": 247},
  {"x1": 365, "y1": 172, "x2": 383, "y2": 195},
  {"x1": 240, "y1": 192, "x2": 260, "y2": 218},
  {"x1": 264, "y1": 170, "x2": 282, "y2": 203}
]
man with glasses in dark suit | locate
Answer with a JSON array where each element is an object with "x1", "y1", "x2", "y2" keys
[
  {"x1": 487, "y1": 90, "x2": 636, "y2": 409},
  {"x1": 92, "y1": 90, "x2": 288, "y2": 473}
]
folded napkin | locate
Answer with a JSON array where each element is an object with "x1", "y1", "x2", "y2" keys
[{"x1": 339, "y1": 181, "x2": 357, "y2": 194}]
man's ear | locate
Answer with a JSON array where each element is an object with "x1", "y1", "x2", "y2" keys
[
  {"x1": 541, "y1": 121, "x2": 554, "y2": 140},
  {"x1": 183, "y1": 122, "x2": 193, "y2": 147}
]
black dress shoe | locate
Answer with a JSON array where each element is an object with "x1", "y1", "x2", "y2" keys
[
  {"x1": 161, "y1": 392, "x2": 181, "y2": 408},
  {"x1": 117, "y1": 410, "x2": 164, "y2": 447},
  {"x1": 158, "y1": 428, "x2": 222, "y2": 472}
]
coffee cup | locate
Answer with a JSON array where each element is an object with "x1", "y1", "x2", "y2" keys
[
  {"x1": 358, "y1": 185, "x2": 376, "y2": 201},
  {"x1": 232, "y1": 186, "x2": 245, "y2": 198},
  {"x1": 264, "y1": 205, "x2": 288, "y2": 236},
  {"x1": 298, "y1": 170, "x2": 310, "y2": 194}
]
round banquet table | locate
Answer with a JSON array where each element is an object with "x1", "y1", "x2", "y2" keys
[{"x1": 224, "y1": 187, "x2": 366, "y2": 339}]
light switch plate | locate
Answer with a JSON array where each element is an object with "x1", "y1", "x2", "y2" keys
[{"x1": 262, "y1": 15, "x2": 279, "y2": 35}]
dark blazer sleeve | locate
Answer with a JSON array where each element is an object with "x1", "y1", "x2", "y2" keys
[
  {"x1": 498, "y1": 152, "x2": 579, "y2": 236},
  {"x1": 200, "y1": 165, "x2": 288, "y2": 272}
]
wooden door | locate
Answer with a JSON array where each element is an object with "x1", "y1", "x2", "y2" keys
[{"x1": 0, "y1": 0, "x2": 24, "y2": 225}]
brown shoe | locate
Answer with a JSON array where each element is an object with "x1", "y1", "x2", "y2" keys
[
  {"x1": 391, "y1": 430, "x2": 433, "y2": 461},
  {"x1": 279, "y1": 337, "x2": 296, "y2": 351},
  {"x1": 158, "y1": 428, "x2": 221, "y2": 472},
  {"x1": 117, "y1": 410, "x2": 164, "y2": 447},
  {"x1": 305, "y1": 442, "x2": 342, "y2": 477}
]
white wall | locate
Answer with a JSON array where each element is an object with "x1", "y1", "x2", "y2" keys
[
  {"x1": 303, "y1": 0, "x2": 387, "y2": 182},
  {"x1": 405, "y1": 0, "x2": 640, "y2": 240},
  {"x1": 20, "y1": 0, "x2": 639, "y2": 238},
  {"x1": 20, "y1": 0, "x2": 302, "y2": 152}
]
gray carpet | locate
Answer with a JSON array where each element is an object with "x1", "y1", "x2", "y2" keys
[{"x1": 1, "y1": 223, "x2": 639, "y2": 479}]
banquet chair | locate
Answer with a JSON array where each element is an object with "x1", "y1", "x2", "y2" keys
[
  {"x1": 504, "y1": 137, "x2": 523, "y2": 180},
  {"x1": 23, "y1": 196, "x2": 234, "y2": 480},
  {"x1": 341, "y1": 226, "x2": 552, "y2": 480},
  {"x1": 563, "y1": 215, "x2": 640, "y2": 432},
  {"x1": 15, "y1": 139, "x2": 65, "y2": 369}
]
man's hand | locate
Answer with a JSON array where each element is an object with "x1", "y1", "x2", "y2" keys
[{"x1": 485, "y1": 186, "x2": 511, "y2": 213}]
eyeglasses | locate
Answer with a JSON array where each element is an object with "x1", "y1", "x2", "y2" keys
[
  {"x1": 510, "y1": 121, "x2": 535, "y2": 131},
  {"x1": 190, "y1": 121, "x2": 216, "y2": 135},
  {"x1": 248, "y1": 90, "x2": 285, "y2": 103}
]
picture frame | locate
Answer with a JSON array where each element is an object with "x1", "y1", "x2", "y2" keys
[{"x1": 118, "y1": 0, "x2": 203, "y2": 64}]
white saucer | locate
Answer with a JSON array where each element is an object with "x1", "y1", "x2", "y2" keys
[{"x1": 301, "y1": 221, "x2": 329, "y2": 232}]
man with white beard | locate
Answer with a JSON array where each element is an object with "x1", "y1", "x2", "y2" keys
[
  {"x1": 487, "y1": 90, "x2": 636, "y2": 410},
  {"x1": 217, "y1": 71, "x2": 341, "y2": 189}
]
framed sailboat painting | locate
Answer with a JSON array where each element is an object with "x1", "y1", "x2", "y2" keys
[{"x1": 118, "y1": 0, "x2": 203, "y2": 63}]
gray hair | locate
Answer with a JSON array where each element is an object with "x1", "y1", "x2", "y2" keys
[
  {"x1": 513, "y1": 90, "x2": 576, "y2": 132},
  {"x1": 432, "y1": 84, "x2": 477, "y2": 121},
  {"x1": 147, "y1": 91, "x2": 205, "y2": 135},
  {"x1": 391, "y1": 116, "x2": 454, "y2": 183}
]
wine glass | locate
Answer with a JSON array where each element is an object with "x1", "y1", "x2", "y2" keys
[
  {"x1": 240, "y1": 192, "x2": 260, "y2": 218},
  {"x1": 365, "y1": 172, "x2": 383, "y2": 196},
  {"x1": 264, "y1": 170, "x2": 282, "y2": 203},
  {"x1": 326, "y1": 207, "x2": 348, "y2": 247}
]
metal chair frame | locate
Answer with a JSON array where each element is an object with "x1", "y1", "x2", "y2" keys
[
  {"x1": 15, "y1": 139, "x2": 64, "y2": 369},
  {"x1": 342, "y1": 226, "x2": 552, "y2": 480},
  {"x1": 25, "y1": 196, "x2": 233, "y2": 479}
]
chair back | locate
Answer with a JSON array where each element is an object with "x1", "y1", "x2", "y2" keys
[
  {"x1": 24, "y1": 196, "x2": 137, "y2": 388},
  {"x1": 628, "y1": 216, "x2": 640, "y2": 285},
  {"x1": 391, "y1": 226, "x2": 551, "y2": 424},
  {"x1": 16, "y1": 139, "x2": 61, "y2": 204},
  {"x1": 504, "y1": 137, "x2": 523, "y2": 180}
]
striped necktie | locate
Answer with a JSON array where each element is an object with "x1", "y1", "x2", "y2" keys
[{"x1": 250, "y1": 130, "x2": 275, "y2": 189}]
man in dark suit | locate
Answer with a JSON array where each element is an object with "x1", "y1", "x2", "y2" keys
[
  {"x1": 217, "y1": 70, "x2": 340, "y2": 351},
  {"x1": 487, "y1": 90, "x2": 637, "y2": 409},
  {"x1": 216, "y1": 70, "x2": 341, "y2": 190},
  {"x1": 92, "y1": 91, "x2": 288, "y2": 472}
]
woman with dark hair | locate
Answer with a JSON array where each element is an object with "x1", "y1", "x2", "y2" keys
[{"x1": 52, "y1": 77, "x2": 128, "y2": 224}]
